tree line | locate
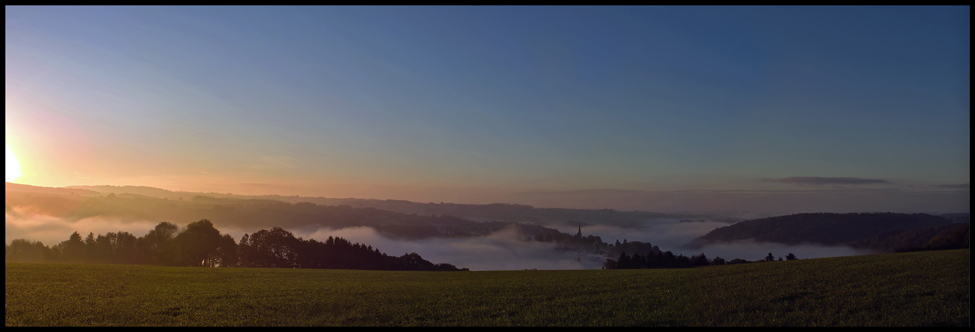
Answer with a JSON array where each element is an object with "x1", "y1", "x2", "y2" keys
[
  {"x1": 603, "y1": 250, "x2": 798, "y2": 269},
  {"x1": 4, "y1": 219, "x2": 467, "y2": 271},
  {"x1": 603, "y1": 222, "x2": 969, "y2": 269}
]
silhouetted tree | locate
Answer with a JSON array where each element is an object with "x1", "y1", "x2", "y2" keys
[
  {"x1": 630, "y1": 253, "x2": 646, "y2": 269},
  {"x1": 6, "y1": 239, "x2": 50, "y2": 262},
  {"x1": 112, "y1": 231, "x2": 140, "y2": 264},
  {"x1": 175, "y1": 219, "x2": 223, "y2": 266},
  {"x1": 728, "y1": 258, "x2": 749, "y2": 264},
  {"x1": 237, "y1": 234, "x2": 256, "y2": 267},
  {"x1": 92, "y1": 233, "x2": 114, "y2": 263},
  {"x1": 84, "y1": 232, "x2": 96, "y2": 261},
  {"x1": 712, "y1": 256, "x2": 726, "y2": 265},
  {"x1": 239, "y1": 227, "x2": 300, "y2": 268},
  {"x1": 786, "y1": 253, "x2": 797, "y2": 261},
  {"x1": 691, "y1": 253, "x2": 709, "y2": 267},
  {"x1": 214, "y1": 234, "x2": 238, "y2": 267},
  {"x1": 617, "y1": 252, "x2": 631, "y2": 269},
  {"x1": 602, "y1": 257, "x2": 617, "y2": 269},
  {"x1": 59, "y1": 232, "x2": 85, "y2": 262},
  {"x1": 142, "y1": 222, "x2": 178, "y2": 265},
  {"x1": 661, "y1": 251, "x2": 676, "y2": 268}
]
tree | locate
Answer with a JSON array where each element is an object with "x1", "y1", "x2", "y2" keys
[
  {"x1": 214, "y1": 234, "x2": 238, "y2": 267},
  {"x1": 93, "y1": 233, "x2": 114, "y2": 263},
  {"x1": 728, "y1": 258, "x2": 749, "y2": 264},
  {"x1": 59, "y1": 232, "x2": 86, "y2": 262},
  {"x1": 84, "y1": 232, "x2": 96, "y2": 261},
  {"x1": 401, "y1": 252, "x2": 436, "y2": 271},
  {"x1": 7, "y1": 239, "x2": 49, "y2": 262},
  {"x1": 676, "y1": 254, "x2": 691, "y2": 268},
  {"x1": 617, "y1": 252, "x2": 631, "y2": 269},
  {"x1": 712, "y1": 256, "x2": 726, "y2": 265},
  {"x1": 661, "y1": 251, "x2": 676, "y2": 268},
  {"x1": 141, "y1": 222, "x2": 180, "y2": 265},
  {"x1": 630, "y1": 253, "x2": 646, "y2": 269},
  {"x1": 175, "y1": 219, "x2": 223, "y2": 267},
  {"x1": 602, "y1": 258, "x2": 617, "y2": 269},
  {"x1": 237, "y1": 234, "x2": 256, "y2": 267},
  {"x1": 691, "y1": 253, "x2": 709, "y2": 267},
  {"x1": 112, "y1": 231, "x2": 140, "y2": 264},
  {"x1": 240, "y1": 227, "x2": 301, "y2": 268},
  {"x1": 786, "y1": 253, "x2": 797, "y2": 261},
  {"x1": 765, "y1": 252, "x2": 775, "y2": 262}
]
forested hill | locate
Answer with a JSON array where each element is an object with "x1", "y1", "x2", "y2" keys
[
  {"x1": 685, "y1": 212, "x2": 956, "y2": 250},
  {"x1": 6, "y1": 219, "x2": 467, "y2": 271}
]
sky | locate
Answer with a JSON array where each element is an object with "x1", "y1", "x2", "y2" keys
[{"x1": 5, "y1": 6, "x2": 970, "y2": 214}]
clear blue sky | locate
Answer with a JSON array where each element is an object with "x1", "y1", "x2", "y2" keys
[{"x1": 5, "y1": 6, "x2": 970, "y2": 209}]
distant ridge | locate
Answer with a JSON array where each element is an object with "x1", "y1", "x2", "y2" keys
[
  {"x1": 685, "y1": 212, "x2": 955, "y2": 250},
  {"x1": 65, "y1": 184, "x2": 718, "y2": 227},
  {"x1": 66, "y1": 185, "x2": 200, "y2": 199},
  {"x1": 6, "y1": 183, "x2": 101, "y2": 197}
]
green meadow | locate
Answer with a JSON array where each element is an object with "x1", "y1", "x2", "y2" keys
[{"x1": 5, "y1": 249, "x2": 969, "y2": 326}]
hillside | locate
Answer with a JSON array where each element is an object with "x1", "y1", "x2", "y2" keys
[
  {"x1": 849, "y1": 222, "x2": 970, "y2": 252},
  {"x1": 685, "y1": 212, "x2": 954, "y2": 250}
]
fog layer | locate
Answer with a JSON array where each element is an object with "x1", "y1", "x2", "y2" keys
[{"x1": 6, "y1": 206, "x2": 882, "y2": 270}]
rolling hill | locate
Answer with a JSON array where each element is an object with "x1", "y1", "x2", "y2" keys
[{"x1": 685, "y1": 212, "x2": 962, "y2": 251}]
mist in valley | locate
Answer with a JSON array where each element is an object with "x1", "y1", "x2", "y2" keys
[
  {"x1": 546, "y1": 219, "x2": 877, "y2": 262},
  {"x1": 7, "y1": 204, "x2": 878, "y2": 271}
]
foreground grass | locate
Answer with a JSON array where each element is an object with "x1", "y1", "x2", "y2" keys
[{"x1": 5, "y1": 249, "x2": 969, "y2": 326}]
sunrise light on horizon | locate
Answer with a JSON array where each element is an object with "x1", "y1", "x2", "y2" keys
[
  {"x1": 6, "y1": 144, "x2": 22, "y2": 182},
  {"x1": 4, "y1": 6, "x2": 969, "y2": 213}
]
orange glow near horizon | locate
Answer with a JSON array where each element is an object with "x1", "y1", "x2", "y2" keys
[{"x1": 6, "y1": 144, "x2": 23, "y2": 182}]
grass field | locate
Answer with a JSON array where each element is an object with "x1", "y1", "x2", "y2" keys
[{"x1": 5, "y1": 249, "x2": 969, "y2": 326}]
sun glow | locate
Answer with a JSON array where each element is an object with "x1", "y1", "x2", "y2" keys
[{"x1": 6, "y1": 144, "x2": 22, "y2": 182}]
